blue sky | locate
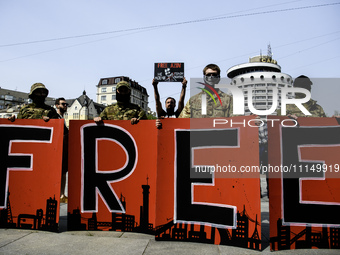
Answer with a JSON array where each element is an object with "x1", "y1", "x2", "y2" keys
[{"x1": 1, "y1": 0, "x2": 339, "y2": 115}]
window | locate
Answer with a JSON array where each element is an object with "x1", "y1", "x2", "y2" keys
[
  {"x1": 102, "y1": 79, "x2": 108, "y2": 85},
  {"x1": 101, "y1": 96, "x2": 106, "y2": 101},
  {"x1": 112, "y1": 95, "x2": 116, "y2": 100},
  {"x1": 73, "y1": 113, "x2": 79, "y2": 119},
  {"x1": 112, "y1": 86, "x2": 116, "y2": 92},
  {"x1": 101, "y1": 88, "x2": 107, "y2": 92},
  {"x1": 114, "y1": 78, "x2": 121, "y2": 84}
]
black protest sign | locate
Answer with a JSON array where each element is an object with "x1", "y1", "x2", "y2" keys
[{"x1": 154, "y1": 63, "x2": 184, "y2": 82}]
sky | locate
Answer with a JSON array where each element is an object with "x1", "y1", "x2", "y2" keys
[{"x1": 1, "y1": 0, "x2": 340, "y2": 116}]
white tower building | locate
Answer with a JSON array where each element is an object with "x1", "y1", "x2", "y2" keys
[{"x1": 227, "y1": 49, "x2": 293, "y2": 115}]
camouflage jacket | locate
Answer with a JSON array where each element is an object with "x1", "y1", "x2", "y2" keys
[
  {"x1": 277, "y1": 98, "x2": 326, "y2": 117},
  {"x1": 179, "y1": 90, "x2": 233, "y2": 118},
  {"x1": 100, "y1": 102, "x2": 147, "y2": 120},
  {"x1": 17, "y1": 103, "x2": 59, "y2": 119}
]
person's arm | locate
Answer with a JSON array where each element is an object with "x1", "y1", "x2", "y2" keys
[
  {"x1": 152, "y1": 79, "x2": 165, "y2": 117},
  {"x1": 176, "y1": 78, "x2": 187, "y2": 117},
  {"x1": 94, "y1": 108, "x2": 107, "y2": 123},
  {"x1": 131, "y1": 108, "x2": 148, "y2": 125}
]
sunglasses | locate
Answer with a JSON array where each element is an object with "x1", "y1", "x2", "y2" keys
[
  {"x1": 205, "y1": 73, "x2": 219, "y2": 77},
  {"x1": 61, "y1": 103, "x2": 68, "y2": 106}
]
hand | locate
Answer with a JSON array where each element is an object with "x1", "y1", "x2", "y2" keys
[
  {"x1": 287, "y1": 114, "x2": 298, "y2": 120},
  {"x1": 254, "y1": 116, "x2": 262, "y2": 126},
  {"x1": 42, "y1": 116, "x2": 50, "y2": 122},
  {"x1": 94, "y1": 117, "x2": 102, "y2": 123},
  {"x1": 182, "y1": 77, "x2": 187, "y2": 88},
  {"x1": 156, "y1": 119, "x2": 162, "y2": 129},
  {"x1": 131, "y1": 118, "x2": 139, "y2": 125},
  {"x1": 8, "y1": 115, "x2": 15, "y2": 122},
  {"x1": 152, "y1": 78, "x2": 158, "y2": 87}
]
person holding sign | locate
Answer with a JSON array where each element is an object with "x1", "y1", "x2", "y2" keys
[
  {"x1": 152, "y1": 78, "x2": 187, "y2": 118},
  {"x1": 94, "y1": 81, "x2": 147, "y2": 124},
  {"x1": 9, "y1": 83, "x2": 59, "y2": 121}
]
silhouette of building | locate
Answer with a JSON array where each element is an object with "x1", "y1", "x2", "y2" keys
[
  {"x1": 330, "y1": 227, "x2": 340, "y2": 248},
  {"x1": 43, "y1": 196, "x2": 58, "y2": 232},
  {"x1": 111, "y1": 213, "x2": 135, "y2": 232},
  {"x1": 110, "y1": 193, "x2": 135, "y2": 232},
  {"x1": 0, "y1": 192, "x2": 16, "y2": 228},
  {"x1": 232, "y1": 206, "x2": 249, "y2": 247},
  {"x1": 88, "y1": 212, "x2": 98, "y2": 230},
  {"x1": 271, "y1": 218, "x2": 335, "y2": 251},
  {"x1": 155, "y1": 205, "x2": 260, "y2": 250},
  {"x1": 68, "y1": 209, "x2": 86, "y2": 230},
  {"x1": 139, "y1": 184, "x2": 150, "y2": 232},
  {"x1": 67, "y1": 182, "x2": 156, "y2": 234},
  {"x1": 1, "y1": 195, "x2": 59, "y2": 232},
  {"x1": 17, "y1": 209, "x2": 43, "y2": 229},
  {"x1": 249, "y1": 215, "x2": 261, "y2": 250}
]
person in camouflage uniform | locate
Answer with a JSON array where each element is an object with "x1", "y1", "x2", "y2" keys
[
  {"x1": 94, "y1": 81, "x2": 147, "y2": 124},
  {"x1": 179, "y1": 64, "x2": 233, "y2": 118},
  {"x1": 277, "y1": 75, "x2": 326, "y2": 118},
  {"x1": 17, "y1": 83, "x2": 59, "y2": 121}
]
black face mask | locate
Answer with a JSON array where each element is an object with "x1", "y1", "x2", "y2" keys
[
  {"x1": 32, "y1": 95, "x2": 46, "y2": 105},
  {"x1": 116, "y1": 92, "x2": 131, "y2": 104}
]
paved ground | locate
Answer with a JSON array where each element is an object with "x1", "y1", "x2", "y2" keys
[{"x1": 1, "y1": 175, "x2": 339, "y2": 254}]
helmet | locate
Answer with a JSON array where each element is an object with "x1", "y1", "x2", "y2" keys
[
  {"x1": 116, "y1": 81, "x2": 131, "y2": 91},
  {"x1": 29, "y1": 83, "x2": 49, "y2": 98}
]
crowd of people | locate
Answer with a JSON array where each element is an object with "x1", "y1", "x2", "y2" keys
[{"x1": 7, "y1": 63, "x2": 327, "y2": 202}]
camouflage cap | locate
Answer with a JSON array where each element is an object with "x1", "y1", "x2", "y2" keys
[
  {"x1": 29, "y1": 83, "x2": 49, "y2": 98},
  {"x1": 116, "y1": 81, "x2": 131, "y2": 91}
]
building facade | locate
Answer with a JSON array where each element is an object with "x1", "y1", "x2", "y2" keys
[
  {"x1": 96, "y1": 76, "x2": 148, "y2": 112},
  {"x1": 227, "y1": 54, "x2": 293, "y2": 115}
]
